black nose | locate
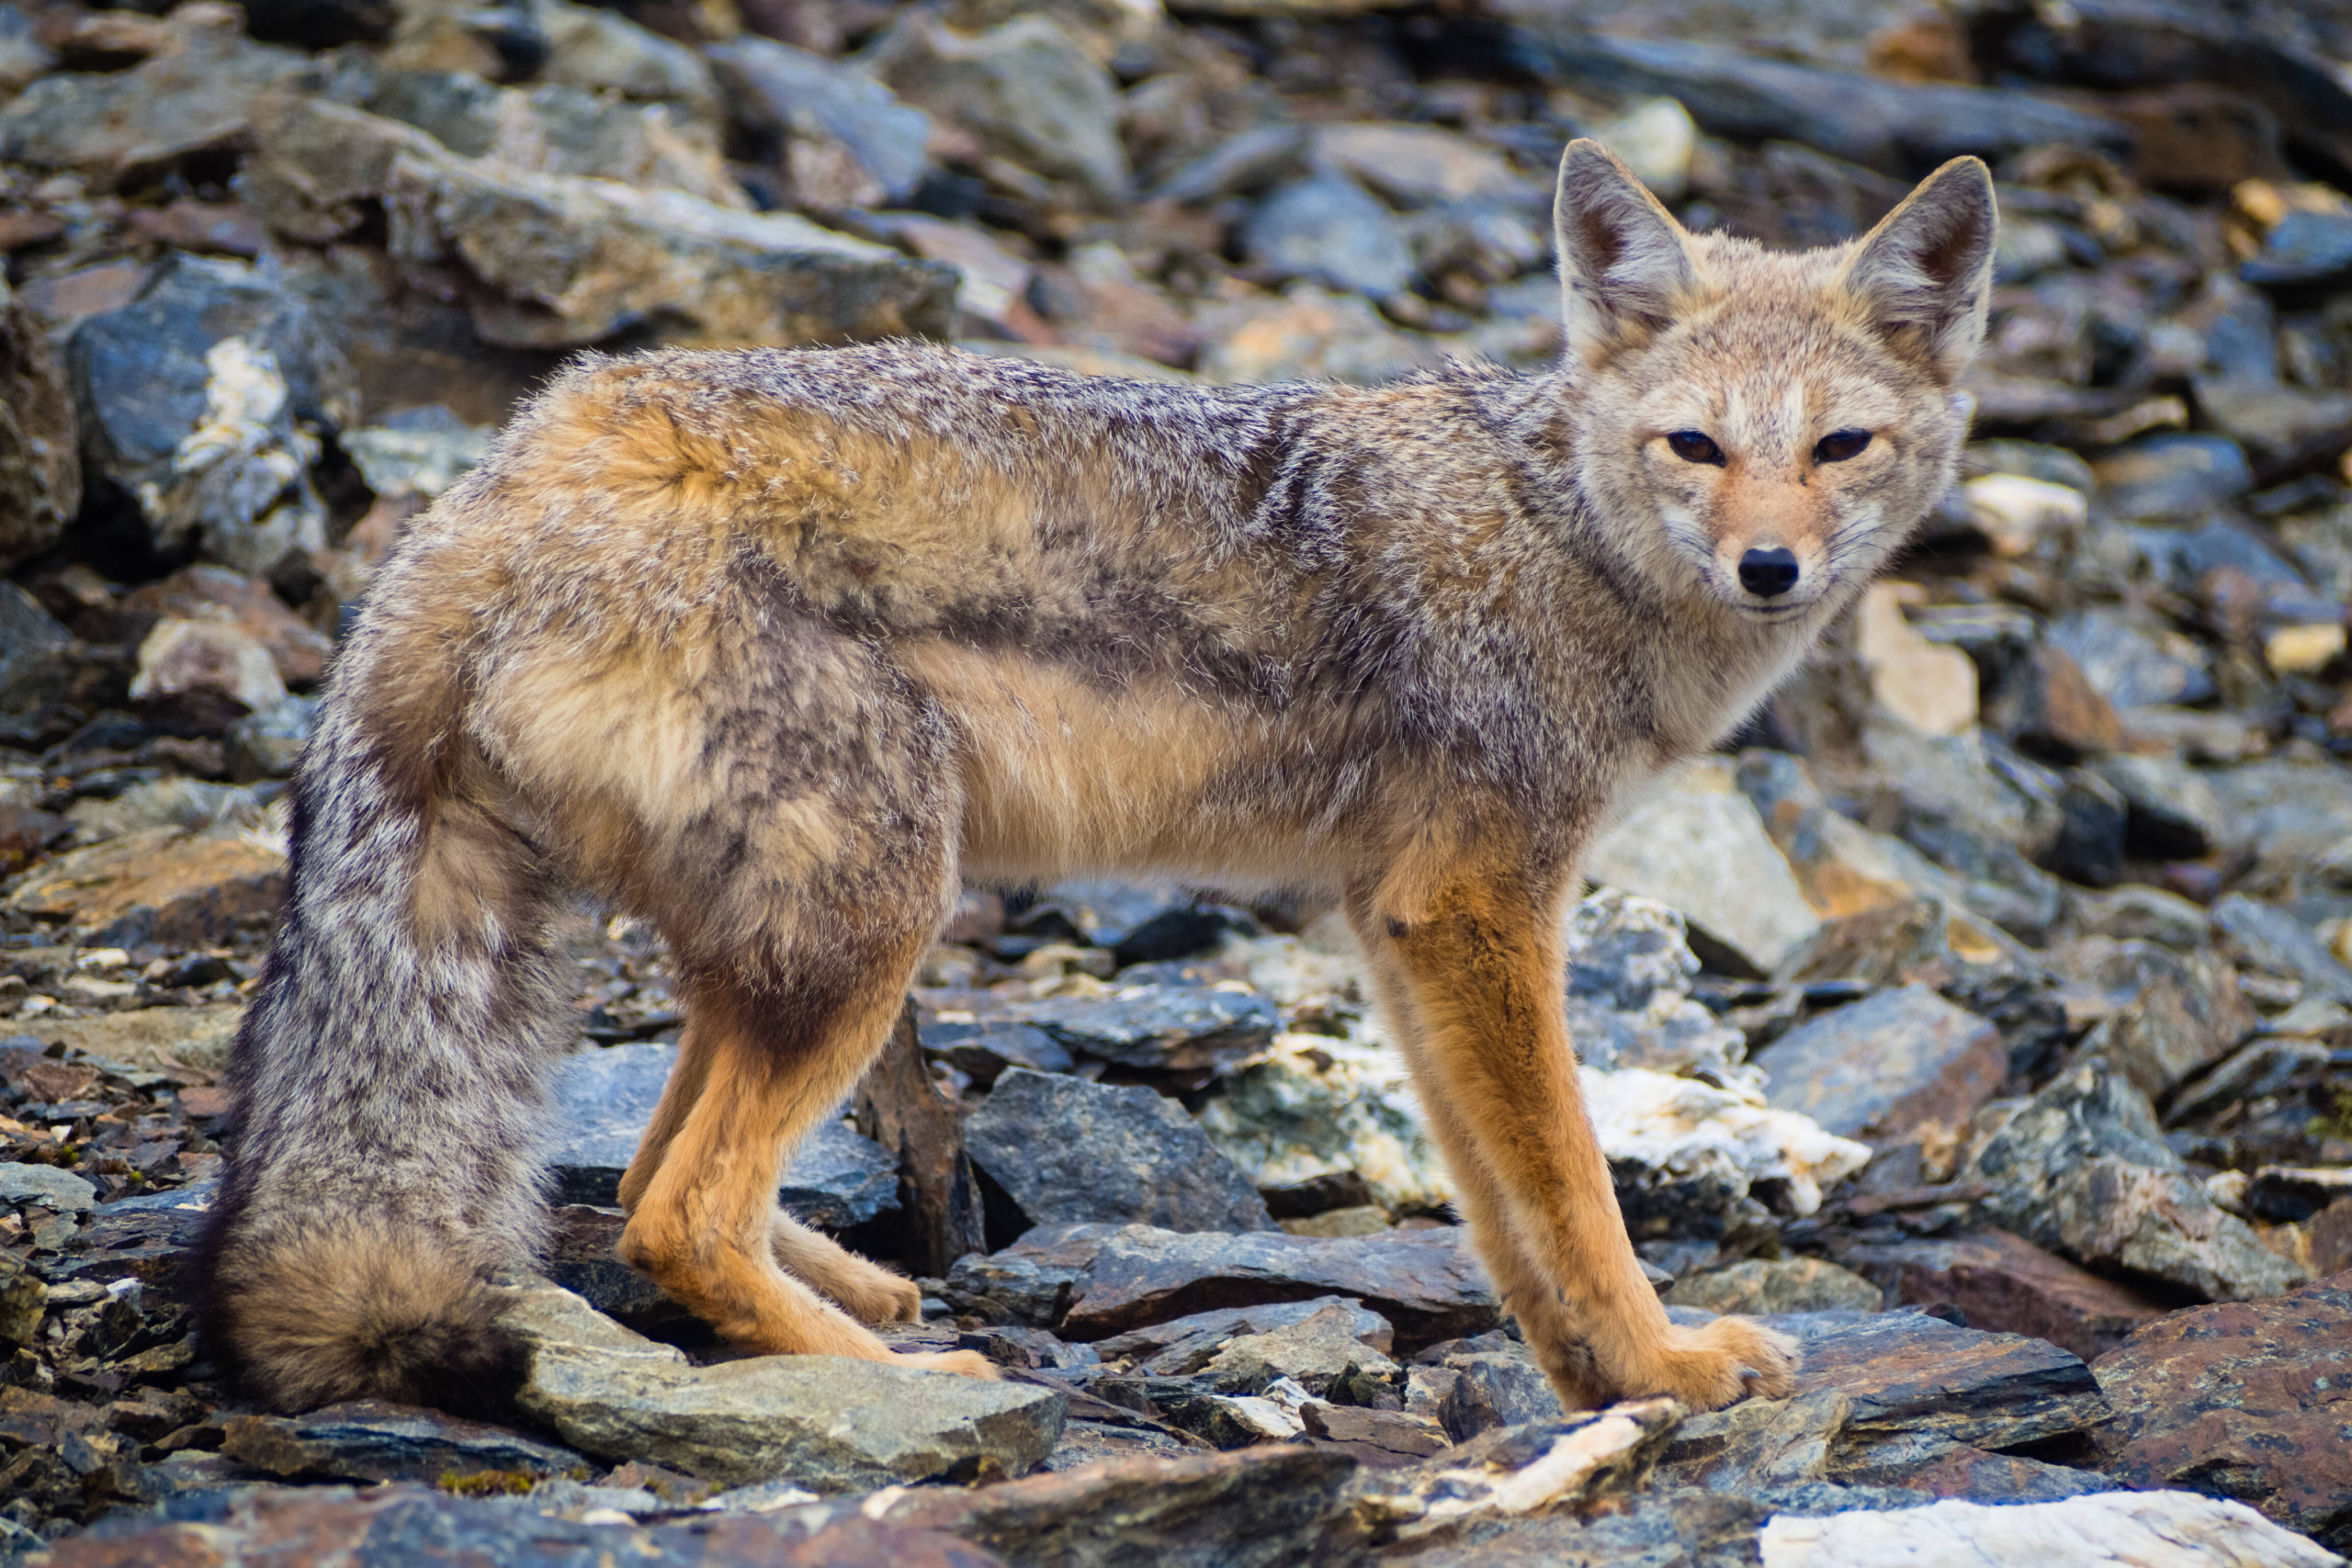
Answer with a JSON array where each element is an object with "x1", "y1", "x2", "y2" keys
[{"x1": 1738, "y1": 547, "x2": 1800, "y2": 598}]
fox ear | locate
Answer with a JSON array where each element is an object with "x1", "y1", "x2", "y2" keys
[
  {"x1": 1554, "y1": 138, "x2": 1701, "y2": 365},
  {"x1": 1838, "y1": 157, "x2": 1997, "y2": 379}
]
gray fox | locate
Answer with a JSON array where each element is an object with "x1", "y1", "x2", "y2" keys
[{"x1": 198, "y1": 140, "x2": 1996, "y2": 1416}]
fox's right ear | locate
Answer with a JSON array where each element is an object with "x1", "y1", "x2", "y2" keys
[{"x1": 1554, "y1": 138, "x2": 1701, "y2": 367}]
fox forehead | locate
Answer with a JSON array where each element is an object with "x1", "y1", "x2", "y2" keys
[{"x1": 1621, "y1": 299, "x2": 1932, "y2": 455}]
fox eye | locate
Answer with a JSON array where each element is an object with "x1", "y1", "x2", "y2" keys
[
  {"x1": 1815, "y1": 429, "x2": 1872, "y2": 463},
  {"x1": 1665, "y1": 431, "x2": 1724, "y2": 465}
]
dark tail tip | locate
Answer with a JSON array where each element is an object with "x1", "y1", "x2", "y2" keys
[{"x1": 206, "y1": 1216, "x2": 524, "y2": 1416}]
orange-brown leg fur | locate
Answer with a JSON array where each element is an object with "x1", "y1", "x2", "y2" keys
[
  {"x1": 615, "y1": 963, "x2": 990, "y2": 1378},
  {"x1": 615, "y1": 1020, "x2": 921, "y2": 1327},
  {"x1": 1354, "y1": 871, "x2": 1798, "y2": 1412}
]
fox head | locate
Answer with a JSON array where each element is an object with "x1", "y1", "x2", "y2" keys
[{"x1": 1554, "y1": 139, "x2": 1996, "y2": 621}]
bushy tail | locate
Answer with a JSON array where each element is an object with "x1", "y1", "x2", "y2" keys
[{"x1": 195, "y1": 610, "x2": 572, "y2": 1413}]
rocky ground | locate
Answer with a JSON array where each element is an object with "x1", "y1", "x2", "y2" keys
[{"x1": 0, "y1": 0, "x2": 2347, "y2": 1562}]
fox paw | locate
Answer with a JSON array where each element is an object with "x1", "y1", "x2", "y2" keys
[
  {"x1": 830, "y1": 1268, "x2": 922, "y2": 1326},
  {"x1": 1634, "y1": 1315, "x2": 1801, "y2": 1411},
  {"x1": 893, "y1": 1348, "x2": 1000, "y2": 1380}
]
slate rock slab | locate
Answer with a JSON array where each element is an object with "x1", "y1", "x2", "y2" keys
[
  {"x1": 219, "y1": 1400, "x2": 586, "y2": 1483},
  {"x1": 503, "y1": 1276, "x2": 1065, "y2": 1489},
  {"x1": 548, "y1": 1042, "x2": 898, "y2": 1227},
  {"x1": 41, "y1": 1485, "x2": 1007, "y2": 1568},
  {"x1": 1768, "y1": 1307, "x2": 2109, "y2": 1452},
  {"x1": 1095, "y1": 1296, "x2": 1394, "y2": 1376},
  {"x1": 991, "y1": 985, "x2": 1280, "y2": 1072},
  {"x1": 878, "y1": 1444, "x2": 1359, "y2": 1568},
  {"x1": 965, "y1": 1068, "x2": 1277, "y2": 1236},
  {"x1": 1049, "y1": 1224, "x2": 1500, "y2": 1352},
  {"x1": 1966, "y1": 1055, "x2": 2305, "y2": 1302},
  {"x1": 1753, "y1": 985, "x2": 2004, "y2": 1142},
  {"x1": 2092, "y1": 1269, "x2": 2352, "y2": 1550},
  {"x1": 1831, "y1": 1227, "x2": 2166, "y2": 1363}
]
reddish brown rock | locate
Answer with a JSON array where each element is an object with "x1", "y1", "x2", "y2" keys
[
  {"x1": 1831, "y1": 1228, "x2": 2168, "y2": 1362},
  {"x1": 881, "y1": 1445, "x2": 1358, "y2": 1568},
  {"x1": 1987, "y1": 642, "x2": 2125, "y2": 761},
  {"x1": 118, "y1": 565, "x2": 336, "y2": 689},
  {"x1": 1775, "y1": 1308, "x2": 2108, "y2": 1451},
  {"x1": 2092, "y1": 1270, "x2": 2352, "y2": 1550},
  {"x1": 7, "y1": 826, "x2": 285, "y2": 947}
]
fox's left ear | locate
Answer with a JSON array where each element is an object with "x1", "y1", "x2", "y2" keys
[{"x1": 1838, "y1": 157, "x2": 1997, "y2": 380}]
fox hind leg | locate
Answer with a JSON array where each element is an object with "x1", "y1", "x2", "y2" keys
[{"x1": 614, "y1": 949, "x2": 990, "y2": 1377}]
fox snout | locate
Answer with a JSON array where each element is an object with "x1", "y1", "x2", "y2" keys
[{"x1": 1736, "y1": 547, "x2": 1801, "y2": 598}]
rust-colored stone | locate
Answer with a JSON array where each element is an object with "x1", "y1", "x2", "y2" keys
[
  {"x1": 8, "y1": 826, "x2": 285, "y2": 947},
  {"x1": 1832, "y1": 1228, "x2": 2168, "y2": 1363},
  {"x1": 2092, "y1": 1269, "x2": 2352, "y2": 1550},
  {"x1": 854, "y1": 998, "x2": 987, "y2": 1278}
]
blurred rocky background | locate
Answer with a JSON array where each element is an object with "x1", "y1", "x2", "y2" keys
[{"x1": 0, "y1": 0, "x2": 2347, "y2": 1562}]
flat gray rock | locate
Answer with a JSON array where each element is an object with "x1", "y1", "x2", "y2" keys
[
  {"x1": 1754, "y1": 985, "x2": 2004, "y2": 1142},
  {"x1": 503, "y1": 1276, "x2": 1066, "y2": 1489},
  {"x1": 965, "y1": 1068, "x2": 1277, "y2": 1236},
  {"x1": 0, "y1": 1161, "x2": 96, "y2": 1213},
  {"x1": 548, "y1": 1043, "x2": 898, "y2": 1228}
]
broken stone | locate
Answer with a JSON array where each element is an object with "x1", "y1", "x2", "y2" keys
[
  {"x1": 1024, "y1": 1224, "x2": 1498, "y2": 1352},
  {"x1": 6, "y1": 827, "x2": 285, "y2": 949},
  {"x1": 1753, "y1": 986, "x2": 2004, "y2": 1144},
  {"x1": 220, "y1": 1400, "x2": 587, "y2": 1483},
  {"x1": 1960, "y1": 472, "x2": 2087, "y2": 557},
  {"x1": 68, "y1": 254, "x2": 351, "y2": 572},
  {"x1": 1372, "y1": 1399, "x2": 1685, "y2": 1542},
  {"x1": 547, "y1": 1042, "x2": 899, "y2": 1228},
  {"x1": 1197, "y1": 1030, "x2": 1449, "y2": 1216},
  {"x1": 1770, "y1": 1307, "x2": 2109, "y2": 1453},
  {"x1": 2059, "y1": 939, "x2": 2255, "y2": 1101},
  {"x1": 1561, "y1": 888, "x2": 1754, "y2": 1083},
  {"x1": 1583, "y1": 1066, "x2": 1871, "y2": 1247},
  {"x1": 2092, "y1": 1269, "x2": 2352, "y2": 1550},
  {"x1": 1242, "y1": 175, "x2": 1415, "y2": 299},
  {"x1": 989, "y1": 984, "x2": 1279, "y2": 1074},
  {"x1": 503, "y1": 1275, "x2": 1065, "y2": 1490},
  {"x1": 1196, "y1": 1302, "x2": 1400, "y2": 1397},
  {"x1": 241, "y1": 95, "x2": 957, "y2": 352},
  {"x1": 47, "y1": 1482, "x2": 1002, "y2": 1564},
  {"x1": 709, "y1": 38, "x2": 931, "y2": 210},
  {"x1": 129, "y1": 618, "x2": 287, "y2": 715},
  {"x1": 1584, "y1": 758, "x2": 1823, "y2": 974},
  {"x1": 964, "y1": 1068, "x2": 1277, "y2": 1238},
  {"x1": 0, "y1": 277, "x2": 77, "y2": 570},
  {"x1": 1830, "y1": 1228, "x2": 2167, "y2": 1364},
  {"x1": 1985, "y1": 644, "x2": 2124, "y2": 761},
  {"x1": 0, "y1": 1162, "x2": 96, "y2": 1213},
  {"x1": 1663, "y1": 1258, "x2": 1881, "y2": 1317},
  {"x1": 1855, "y1": 582, "x2": 1979, "y2": 738},
  {"x1": 873, "y1": 13, "x2": 1126, "y2": 204},
  {"x1": 1408, "y1": 1334, "x2": 1564, "y2": 1442},
  {"x1": 1093, "y1": 1296, "x2": 1392, "y2": 1375},
  {"x1": 1967, "y1": 1055, "x2": 2308, "y2": 1302},
  {"x1": 2212, "y1": 893, "x2": 2352, "y2": 1006},
  {"x1": 338, "y1": 406, "x2": 492, "y2": 502},
  {"x1": 877, "y1": 1444, "x2": 1360, "y2": 1568},
  {"x1": 0, "y1": 5, "x2": 318, "y2": 186}
]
